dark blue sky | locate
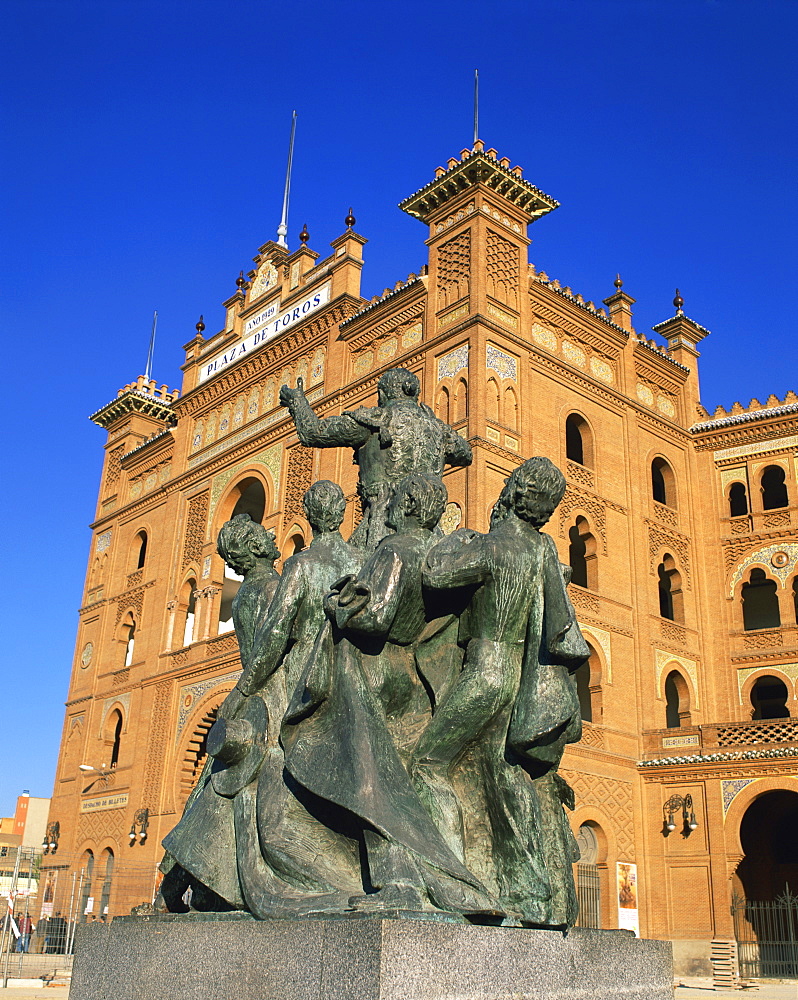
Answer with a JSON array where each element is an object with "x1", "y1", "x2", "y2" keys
[{"x1": 1, "y1": 0, "x2": 796, "y2": 814}]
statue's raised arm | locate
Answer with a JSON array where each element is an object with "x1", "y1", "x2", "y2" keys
[
  {"x1": 281, "y1": 368, "x2": 473, "y2": 553},
  {"x1": 280, "y1": 377, "x2": 371, "y2": 450}
]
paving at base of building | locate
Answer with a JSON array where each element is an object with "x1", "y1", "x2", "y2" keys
[{"x1": 0, "y1": 978, "x2": 796, "y2": 998}]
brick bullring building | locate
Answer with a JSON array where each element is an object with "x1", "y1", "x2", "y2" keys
[{"x1": 44, "y1": 141, "x2": 798, "y2": 977}]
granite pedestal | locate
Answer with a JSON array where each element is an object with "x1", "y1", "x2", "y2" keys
[{"x1": 70, "y1": 912, "x2": 673, "y2": 1000}]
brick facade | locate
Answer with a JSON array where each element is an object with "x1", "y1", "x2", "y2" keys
[{"x1": 43, "y1": 143, "x2": 798, "y2": 969}]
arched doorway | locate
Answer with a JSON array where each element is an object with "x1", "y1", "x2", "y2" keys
[
  {"x1": 732, "y1": 790, "x2": 798, "y2": 978},
  {"x1": 575, "y1": 822, "x2": 602, "y2": 928}
]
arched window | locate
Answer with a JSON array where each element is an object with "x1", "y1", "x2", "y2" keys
[
  {"x1": 181, "y1": 578, "x2": 197, "y2": 647},
  {"x1": 436, "y1": 386, "x2": 450, "y2": 424},
  {"x1": 134, "y1": 531, "x2": 147, "y2": 570},
  {"x1": 487, "y1": 379, "x2": 500, "y2": 423},
  {"x1": 504, "y1": 385, "x2": 518, "y2": 431},
  {"x1": 761, "y1": 465, "x2": 788, "y2": 510},
  {"x1": 568, "y1": 517, "x2": 598, "y2": 590},
  {"x1": 453, "y1": 377, "x2": 468, "y2": 423},
  {"x1": 575, "y1": 645, "x2": 603, "y2": 725},
  {"x1": 665, "y1": 670, "x2": 691, "y2": 728},
  {"x1": 657, "y1": 554, "x2": 684, "y2": 623},
  {"x1": 230, "y1": 478, "x2": 266, "y2": 523},
  {"x1": 78, "y1": 850, "x2": 95, "y2": 923},
  {"x1": 575, "y1": 659, "x2": 592, "y2": 723},
  {"x1": 107, "y1": 710, "x2": 123, "y2": 768},
  {"x1": 565, "y1": 414, "x2": 593, "y2": 468},
  {"x1": 741, "y1": 568, "x2": 781, "y2": 630},
  {"x1": 99, "y1": 850, "x2": 114, "y2": 918},
  {"x1": 651, "y1": 458, "x2": 676, "y2": 508},
  {"x1": 729, "y1": 482, "x2": 749, "y2": 517},
  {"x1": 287, "y1": 533, "x2": 305, "y2": 557},
  {"x1": 750, "y1": 675, "x2": 790, "y2": 720},
  {"x1": 120, "y1": 614, "x2": 136, "y2": 666}
]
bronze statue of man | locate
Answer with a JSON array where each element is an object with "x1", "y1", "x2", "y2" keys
[
  {"x1": 159, "y1": 515, "x2": 280, "y2": 912},
  {"x1": 419, "y1": 457, "x2": 590, "y2": 927},
  {"x1": 280, "y1": 368, "x2": 472, "y2": 552},
  {"x1": 282, "y1": 473, "x2": 497, "y2": 917}
]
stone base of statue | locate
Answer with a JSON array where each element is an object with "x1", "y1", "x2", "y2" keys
[{"x1": 70, "y1": 912, "x2": 672, "y2": 1000}]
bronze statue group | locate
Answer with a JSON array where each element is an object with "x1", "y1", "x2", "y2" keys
[{"x1": 159, "y1": 368, "x2": 589, "y2": 928}]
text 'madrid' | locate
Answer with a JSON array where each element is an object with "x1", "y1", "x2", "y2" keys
[{"x1": 199, "y1": 283, "x2": 331, "y2": 383}]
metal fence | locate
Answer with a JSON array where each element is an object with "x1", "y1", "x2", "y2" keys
[
  {"x1": 575, "y1": 862, "x2": 601, "y2": 929},
  {"x1": 1, "y1": 845, "x2": 160, "y2": 985},
  {"x1": 732, "y1": 887, "x2": 798, "y2": 980}
]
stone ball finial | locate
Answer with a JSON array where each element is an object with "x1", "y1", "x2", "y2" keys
[
  {"x1": 345, "y1": 207, "x2": 356, "y2": 229},
  {"x1": 673, "y1": 288, "x2": 684, "y2": 312},
  {"x1": 236, "y1": 270, "x2": 246, "y2": 290},
  {"x1": 614, "y1": 273, "x2": 623, "y2": 290},
  {"x1": 196, "y1": 315, "x2": 205, "y2": 335},
  {"x1": 299, "y1": 223, "x2": 309, "y2": 245}
]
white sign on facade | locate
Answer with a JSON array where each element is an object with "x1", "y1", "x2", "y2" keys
[{"x1": 199, "y1": 283, "x2": 331, "y2": 384}]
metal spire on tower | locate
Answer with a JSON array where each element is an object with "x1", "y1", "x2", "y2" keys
[
  {"x1": 473, "y1": 69, "x2": 479, "y2": 145},
  {"x1": 277, "y1": 111, "x2": 297, "y2": 248},
  {"x1": 144, "y1": 310, "x2": 157, "y2": 381}
]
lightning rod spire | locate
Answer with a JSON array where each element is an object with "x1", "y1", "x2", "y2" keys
[
  {"x1": 277, "y1": 111, "x2": 297, "y2": 248},
  {"x1": 473, "y1": 69, "x2": 479, "y2": 145},
  {"x1": 144, "y1": 310, "x2": 157, "y2": 382}
]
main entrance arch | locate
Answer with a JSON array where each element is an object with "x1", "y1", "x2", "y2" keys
[{"x1": 732, "y1": 789, "x2": 798, "y2": 979}]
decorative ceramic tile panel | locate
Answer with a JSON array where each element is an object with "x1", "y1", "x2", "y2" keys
[
  {"x1": 722, "y1": 778, "x2": 757, "y2": 815},
  {"x1": 440, "y1": 502, "x2": 463, "y2": 535},
  {"x1": 562, "y1": 341, "x2": 586, "y2": 368},
  {"x1": 530, "y1": 323, "x2": 558, "y2": 352},
  {"x1": 437, "y1": 344, "x2": 469, "y2": 380},
  {"x1": 485, "y1": 344, "x2": 517, "y2": 380},
  {"x1": 590, "y1": 357, "x2": 614, "y2": 385},
  {"x1": 636, "y1": 383, "x2": 654, "y2": 406},
  {"x1": 176, "y1": 671, "x2": 241, "y2": 741},
  {"x1": 728, "y1": 543, "x2": 798, "y2": 596}
]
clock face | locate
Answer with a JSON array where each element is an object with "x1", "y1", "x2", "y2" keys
[
  {"x1": 251, "y1": 262, "x2": 278, "y2": 299},
  {"x1": 81, "y1": 642, "x2": 94, "y2": 667}
]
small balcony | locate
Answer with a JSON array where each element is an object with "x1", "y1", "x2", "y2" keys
[{"x1": 643, "y1": 716, "x2": 798, "y2": 758}]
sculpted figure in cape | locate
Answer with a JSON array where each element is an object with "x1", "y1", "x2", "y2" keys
[
  {"x1": 282, "y1": 472, "x2": 497, "y2": 917},
  {"x1": 159, "y1": 515, "x2": 280, "y2": 911},
  {"x1": 280, "y1": 367, "x2": 472, "y2": 552}
]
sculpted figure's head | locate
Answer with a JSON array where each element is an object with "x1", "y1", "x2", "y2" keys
[
  {"x1": 303, "y1": 480, "x2": 346, "y2": 533},
  {"x1": 377, "y1": 368, "x2": 421, "y2": 405},
  {"x1": 386, "y1": 473, "x2": 448, "y2": 531},
  {"x1": 217, "y1": 513, "x2": 280, "y2": 576},
  {"x1": 498, "y1": 457, "x2": 566, "y2": 528}
]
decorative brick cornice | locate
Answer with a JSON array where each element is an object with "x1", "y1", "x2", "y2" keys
[
  {"x1": 468, "y1": 436, "x2": 524, "y2": 466},
  {"x1": 90, "y1": 390, "x2": 176, "y2": 430},
  {"x1": 639, "y1": 745, "x2": 798, "y2": 768},
  {"x1": 338, "y1": 277, "x2": 424, "y2": 334},
  {"x1": 531, "y1": 299, "x2": 626, "y2": 358},
  {"x1": 399, "y1": 148, "x2": 558, "y2": 224}
]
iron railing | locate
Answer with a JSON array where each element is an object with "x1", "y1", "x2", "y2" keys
[{"x1": 732, "y1": 886, "x2": 798, "y2": 979}]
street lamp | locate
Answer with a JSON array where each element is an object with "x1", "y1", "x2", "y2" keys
[
  {"x1": 78, "y1": 763, "x2": 113, "y2": 794},
  {"x1": 129, "y1": 809, "x2": 149, "y2": 846},
  {"x1": 662, "y1": 793, "x2": 698, "y2": 837}
]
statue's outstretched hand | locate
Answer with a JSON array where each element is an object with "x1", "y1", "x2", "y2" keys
[{"x1": 279, "y1": 376, "x2": 305, "y2": 409}]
